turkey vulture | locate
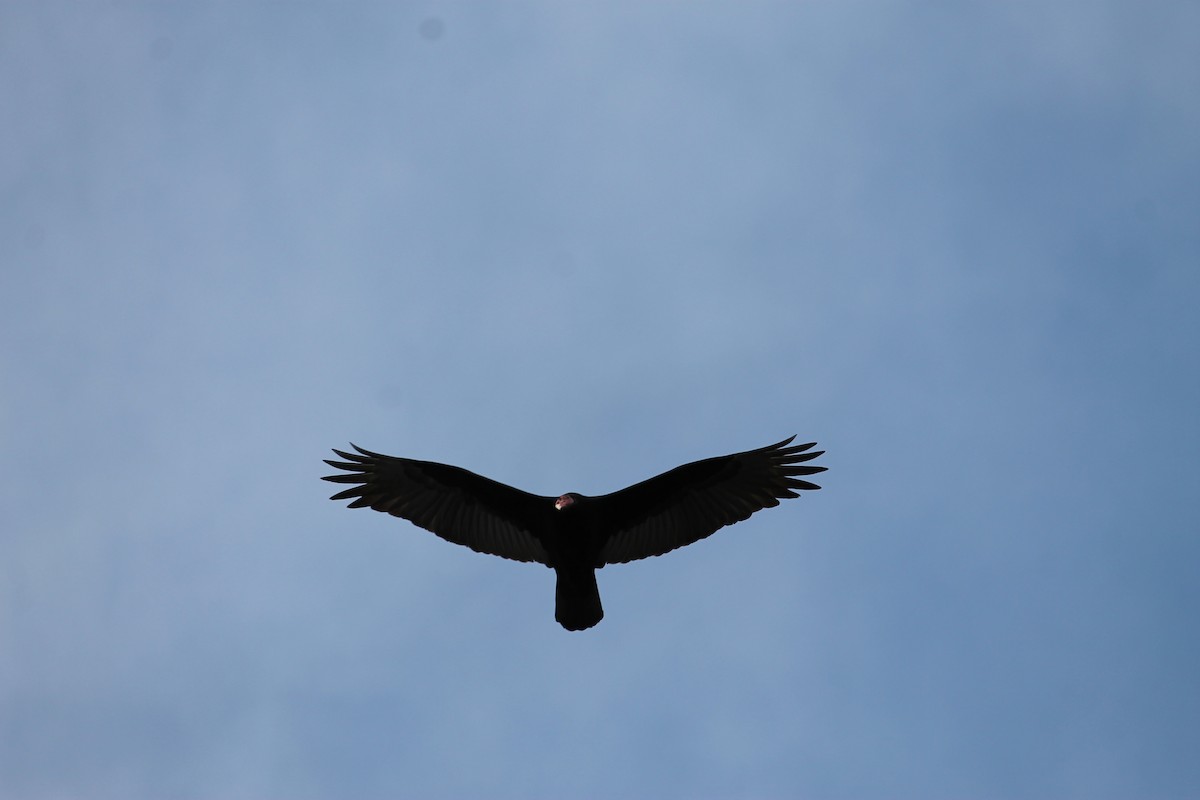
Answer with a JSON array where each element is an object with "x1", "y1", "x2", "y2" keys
[{"x1": 322, "y1": 436, "x2": 825, "y2": 631}]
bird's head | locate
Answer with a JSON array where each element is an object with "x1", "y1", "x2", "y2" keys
[{"x1": 554, "y1": 493, "x2": 580, "y2": 511}]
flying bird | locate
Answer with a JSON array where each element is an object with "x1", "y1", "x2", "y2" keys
[{"x1": 322, "y1": 436, "x2": 826, "y2": 631}]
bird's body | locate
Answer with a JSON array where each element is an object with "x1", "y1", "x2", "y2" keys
[
  {"x1": 544, "y1": 493, "x2": 608, "y2": 629},
  {"x1": 322, "y1": 436, "x2": 826, "y2": 630}
]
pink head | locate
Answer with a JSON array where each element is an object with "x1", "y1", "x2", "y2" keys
[{"x1": 554, "y1": 493, "x2": 577, "y2": 511}]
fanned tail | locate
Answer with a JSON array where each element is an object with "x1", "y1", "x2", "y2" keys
[{"x1": 555, "y1": 568, "x2": 603, "y2": 631}]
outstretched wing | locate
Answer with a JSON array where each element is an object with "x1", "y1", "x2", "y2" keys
[
  {"x1": 596, "y1": 437, "x2": 825, "y2": 565},
  {"x1": 323, "y1": 445, "x2": 553, "y2": 564}
]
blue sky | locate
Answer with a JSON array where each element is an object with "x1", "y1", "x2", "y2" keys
[{"x1": 2, "y1": 3, "x2": 1198, "y2": 798}]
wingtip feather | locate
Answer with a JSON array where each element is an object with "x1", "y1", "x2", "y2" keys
[
  {"x1": 323, "y1": 459, "x2": 368, "y2": 470},
  {"x1": 323, "y1": 473, "x2": 368, "y2": 484}
]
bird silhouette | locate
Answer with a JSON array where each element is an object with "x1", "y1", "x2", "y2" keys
[{"x1": 323, "y1": 436, "x2": 826, "y2": 630}]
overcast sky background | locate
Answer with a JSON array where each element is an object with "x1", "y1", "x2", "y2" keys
[{"x1": 3, "y1": 3, "x2": 1198, "y2": 798}]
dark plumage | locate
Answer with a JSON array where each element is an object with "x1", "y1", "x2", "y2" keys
[{"x1": 322, "y1": 436, "x2": 826, "y2": 630}]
